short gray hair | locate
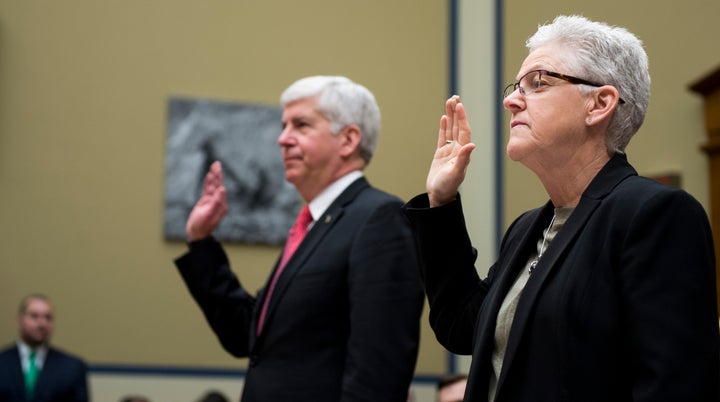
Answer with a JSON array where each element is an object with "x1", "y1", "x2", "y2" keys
[
  {"x1": 527, "y1": 15, "x2": 650, "y2": 153},
  {"x1": 280, "y1": 76, "x2": 381, "y2": 164}
]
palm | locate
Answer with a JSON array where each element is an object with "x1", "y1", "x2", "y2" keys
[
  {"x1": 426, "y1": 97, "x2": 475, "y2": 206},
  {"x1": 186, "y1": 161, "x2": 228, "y2": 240}
]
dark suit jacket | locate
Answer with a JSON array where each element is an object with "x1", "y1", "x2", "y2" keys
[
  {"x1": 404, "y1": 154, "x2": 719, "y2": 402},
  {"x1": 0, "y1": 344, "x2": 88, "y2": 402},
  {"x1": 176, "y1": 177, "x2": 424, "y2": 402}
]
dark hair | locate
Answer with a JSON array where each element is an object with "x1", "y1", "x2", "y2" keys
[
  {"x1": 18, "y1": 294, "x2": 51, "y2": 315},
  {"x1": 437, "y1": 373, "x2": 468, "y2": 391},
  {"x1": 198, "y1": 390, "x2": 230, "y2": 402},
  {"x1": 119, "y1": 396, "x2": 150, "y2": 402}
]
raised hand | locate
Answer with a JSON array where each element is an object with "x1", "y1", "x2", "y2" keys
[
  {"x1": 426, "y1": 96, "x2": 476, "y2": 207},
  {"x1": 185, "y1": 161, "x2": 228, "y2": 241}
]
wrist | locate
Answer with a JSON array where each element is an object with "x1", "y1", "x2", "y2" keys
[{"x1": 428, "y1": 192, "x2": 457, "y2": 208}]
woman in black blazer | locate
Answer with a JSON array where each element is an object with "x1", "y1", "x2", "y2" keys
[{"x1": 404, "y1": 15, "x2": 718, "y2": 402}]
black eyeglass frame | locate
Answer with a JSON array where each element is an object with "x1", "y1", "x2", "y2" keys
[{"x1": 503, "y1": 69, "x2": 626, "y2": 104}]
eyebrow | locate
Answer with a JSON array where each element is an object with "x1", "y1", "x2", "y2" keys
[{"x1": 283, "y1": 114, "x2": 316, "y2": 126}]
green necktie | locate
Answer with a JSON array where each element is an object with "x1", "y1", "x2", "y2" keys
[{"x1": 25, "y1": 349, "x2": 39, "y2": 400}]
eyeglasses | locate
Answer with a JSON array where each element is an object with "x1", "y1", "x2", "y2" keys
[{"x1": 503, "y1": 69, "x2": 626, "y2": 104}]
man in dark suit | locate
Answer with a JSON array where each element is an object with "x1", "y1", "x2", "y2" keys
[
  {"x1": 0, "y1": 294, "x2": 89, "y2": 402},
  {"x1": 175, "y1": 75, "x2": 424, "y2": 402}
]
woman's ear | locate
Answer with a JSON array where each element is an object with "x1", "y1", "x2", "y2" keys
[{"x1": 586, "y1": 86, "x2": 622, "y2": 126}]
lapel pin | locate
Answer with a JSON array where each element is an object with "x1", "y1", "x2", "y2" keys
[{"x1": 324, "y1": 215, "x2": 332, "y2": 223}]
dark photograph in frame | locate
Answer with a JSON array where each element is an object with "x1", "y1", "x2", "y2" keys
[{"x1": 163, "y1": 96, "x2": 301, "y2": 244}]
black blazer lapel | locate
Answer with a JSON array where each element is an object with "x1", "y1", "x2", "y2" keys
[
  {"x1": 466, "y1": 204, "x2": 552, "y2": 395},
  {"x1": 4, "y1": 346, "x2": 27, "y2": 402},
  {"x1": 496, "y1": 153, "x2": 637, "y2": 394},
  {"x1": 470, "y1": 206, "x2": 547, "y2": 385}
]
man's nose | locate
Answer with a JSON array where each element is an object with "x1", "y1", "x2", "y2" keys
[{"x1": 278, "y1": 128, "x2": 294, "y2": 146}]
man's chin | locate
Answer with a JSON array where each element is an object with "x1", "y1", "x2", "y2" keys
[
  {"x1": 24, "y1": 335, "x2": 49, "y2": 347},
  {"x1": 284, "y1": 172, "x2": 300, "y2": 186}
]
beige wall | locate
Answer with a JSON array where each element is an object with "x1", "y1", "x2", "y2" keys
[
  {"x1": 0, "y1": 0, "x2": 449, "y2": 375},
  {"x1": 502, "y1": 1, "x2": 720, "y2": 226},
  {"x1": 2, "y1": 0, "x2": 719, "y2": 398}
]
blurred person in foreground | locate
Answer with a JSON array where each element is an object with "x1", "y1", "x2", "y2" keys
[
  {"x1": 175, "y1": 75, "x2": 424, "y2": 402},
  {"x1": 436, "y1": 374, "x2": 467, "y2": 402},
  {"x1": 0, "y1": 294, "x2": 89, "y2": 402},
  {"x1": 196, "y1": 390, "x2": 230, "y2": 402},
  {"x1": 119, "y1": 396, "x2": 150, "y2": 402},
  {"x1": 403, "y1": 15, "x2": 718, "y2": 402}
]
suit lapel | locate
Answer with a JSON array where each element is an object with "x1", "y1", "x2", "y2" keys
[
  {"x1": 33, "y1": 348, "x2": 58, "y2": 402},
  {"x1": 471, "y1": 205, "x2": 551, "y2": 390},
  {"x1": 253, "y1": 178, "x2": 369, "y2": 342},
  {"x1": 5, "y1": 346, "x2": 27, "y2": 402},
  {"x1": 498, "y1": 198, "x2": 601, "y2": 387},
  {"x1": 495, "y1": 153, "x2": 637, "y2": 394}
]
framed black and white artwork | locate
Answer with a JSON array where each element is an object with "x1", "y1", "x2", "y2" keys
[{"x1": 163, "y1": 96, "x2": 301, "y2": 244}]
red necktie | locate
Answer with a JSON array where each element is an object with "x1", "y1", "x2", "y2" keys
[{"x1": 257, "y1": 205, "x2": 312, "y2": 335}]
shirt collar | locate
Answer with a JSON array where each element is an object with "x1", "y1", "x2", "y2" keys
[
  {"x1": 307, "y1": 170, "x2": 363, "y2": 220},
  {"x1": 17, "y1": 340, "x2": 48, "y2": 369}
]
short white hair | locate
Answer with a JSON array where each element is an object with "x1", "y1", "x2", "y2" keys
[
  {"x1": 280, "y1": 76, "x2": 381, "y2": 164},
  {"x1": 527, "y1": 15, "x2": 650, "y2": 152}
]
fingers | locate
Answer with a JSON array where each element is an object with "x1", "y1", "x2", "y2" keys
[
  {"x1": 201, "y1": 165, "x2": 227, "y2": 223},
  {"x1": 450, "y1": 97, "x2": 460, "y2": 142},
  {"x1": 438, "y1": 96, "x2": 462, "y2": 148},
  {"x1": 427, "y1": 96, "x2": 476, "y2": 207},
  {"x1": 187, "y1": 161, "x2": 227, "y2": 241},
  {"x1": 436, "y1": 115, "x2": 448, "y2": 149},
  {"x1": 203, "y1": 161, "x2": 224, "y2": 193},
  {"x1": 441, "y1": 95, "x2": 465, "y2": 145},
  {"x1": 455, "y1": 102, "x2": 472, "y2": 144},
  {"x1": 211, "y1": 160, "x2": 223, "y2": 176},
  {"x1": 207, "y1": 186, "x2": 228, "y2": 227},
  {"x1": 455, "y1": 142, "x2": 477, "y2": 170},
  {"x1": 445, "y1": 96, "x2": 458, "y2": 141}
]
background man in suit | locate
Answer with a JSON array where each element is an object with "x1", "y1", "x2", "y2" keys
[
  {"x1": 175, "y1": 75, "x2": 424, "y2": 402},
  {"x1": 0, "y1": 294, "x2": 89, "y2": 402}
]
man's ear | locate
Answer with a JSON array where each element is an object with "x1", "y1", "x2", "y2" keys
[
  {"x1": 338, "y1": 125, "x2": 362, "y2": 158},
  {"x1": 586, "y1": 85, "x2": 622, "y2": 126}
]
